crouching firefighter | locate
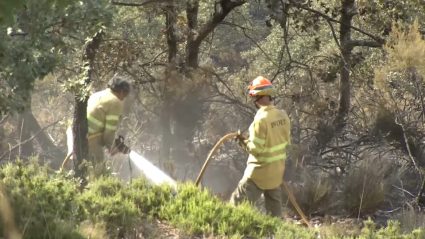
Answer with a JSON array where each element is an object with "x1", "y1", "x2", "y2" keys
[
  {"x1": 231, "y1": 76, "x2": 291, "y2": 218},
  {"x1": 65, "y1": 76, "x2": 131, "y2": 177}
]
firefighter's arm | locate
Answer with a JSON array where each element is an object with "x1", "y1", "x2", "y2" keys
[
  {"x1": 102, "y1": 101, "x2": 123, "y2": 152},
  {"x1": 245, "y1": 118, "x2": 267, "y2": 155}
]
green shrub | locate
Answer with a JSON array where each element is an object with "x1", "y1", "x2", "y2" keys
[
  {"x1": 0, "y1": 158, "x2": 86, "y2": 239},
  {"x1": 2, "y1": 158, "x2": 425, "y2": 239},
  {"x1": 158, "y1": 183, "x2": 292, "y2": 237},
  {"x1": 121, "y1": 176, "x2": 175, "y2": 215}
]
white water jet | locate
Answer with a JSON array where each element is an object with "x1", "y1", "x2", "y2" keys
[{"x1": 128, "y1": 151, "x2": 178, "y2": 190}]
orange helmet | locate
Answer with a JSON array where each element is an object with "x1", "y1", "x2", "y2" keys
[{"x1": 248, "y1": 76, "x2": 277, "y2": 96}]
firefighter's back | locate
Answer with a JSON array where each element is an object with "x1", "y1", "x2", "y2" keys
[{"x1": 245, "y1": 106, "x2": 291, "y2": 190}]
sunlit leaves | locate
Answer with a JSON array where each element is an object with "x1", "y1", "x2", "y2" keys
[
  {"x1": 374, "y1": 20, "x2": 425, "y2": 112},
  {"x1": 62, "y1": 61, "x2": 93, "y2": 101},
  {"x1": 0, "y1": 0, "x2": 74, "y2": 26},
  {"x1": 0, "y1": 0, "x2": 115, "y2": 115}
]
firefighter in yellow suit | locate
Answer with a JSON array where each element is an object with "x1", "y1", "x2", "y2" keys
[
  {"x1": 231, "y1": 76, "x2": 291, "y2": 218},
  {"x1": 66, "y1": 76, "x2": 130, "y2": 177}
]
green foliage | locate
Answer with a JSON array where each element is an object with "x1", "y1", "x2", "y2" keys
[
  {"x1": 61, "y1": 60, "x2": 96, "y2": 101},
  {"x1": 0, "y1": 0, "x2": 115, "y2": 115},
  {"x1": 0, "y1": 0, "x2": 74, "y2": 26},
  {"x1": 1, "y1": 160, "x2": 425, "y2": 238},
  {"x1": 158, "y1": 183, "x2": 284, "y2": 237},
  {"x1": 0, "y1": 158, "x2": 86, "y2": 238}
]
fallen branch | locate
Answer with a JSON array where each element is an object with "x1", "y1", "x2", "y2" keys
[
  {"x1": 0, "y1": 119, "x2": 61, "y2": 160},
  {"x1": 0, "y1": 116, "x2": 8, "y2": 125}
]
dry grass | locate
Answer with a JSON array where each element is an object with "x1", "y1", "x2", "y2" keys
[
  {"x1": 393, "y1": 209, "x2": 425, "y2": 234},
  {"x1": 77, "y1": 221, "x2": 107, "y2": 239},
  {"x1": 342, "y1": 159, "x2": 390, "y2": 217},
  {"x1": 282, "y1": 168, "x2": 335, "y2": 216},
  {"x1": 319, "y1": 222, "x2": 362, "y2": 238}
]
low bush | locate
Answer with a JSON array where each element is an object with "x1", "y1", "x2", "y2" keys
[
  {"x1": 1, "y1": 159, "x2": 425, "y2": 239},
  {"x1": 342, "y1": 159, "x2": 391, "y2": 217}
]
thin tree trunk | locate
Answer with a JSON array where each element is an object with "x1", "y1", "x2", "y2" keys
[
  {"x1": 72, "y1": 30, "x2": 104, "y2": 179},
  {"x1": 0, "y1": 124, "x2": 4, "y2": 160},
  {"x1": 161, "y1": 2, "x2": 177, "y2": 163},
  {"x1": 313, "y1": 0, "x2": 355, "y2": 154},
  {"x1": 17, "y1": 105, "x2": 34, "y2": 159}
]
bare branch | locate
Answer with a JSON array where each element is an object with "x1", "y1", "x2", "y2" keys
[
  {"x1": 288, "y1": 0, "x2": 385, "y2": 46},
  {"x1": 111, "y1": 0, "x2": 172, "y2": 7},
  {"x1": 326, "y1": 20, "x2": 340, "y2": 48},
  {"x1": 0, "y1": 119, "x2": 61, "y2": 160},
  {"x1": 347, "y1": 40, "x2": 383, "y2": 48},
  {"x1": 0, "y1": 116, "x2": 8, "y2": 125},
  {"x1": 193, "y1": 0, "x2": 246, "y2": 46},
  {"x1": 221, "y1": 21, "x2": 279, "y2": 67}
]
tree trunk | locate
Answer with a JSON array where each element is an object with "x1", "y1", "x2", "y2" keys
[
  {"x1": 312, "y1": 0, "x2": 355, "y2": 154},
  {"x1": 24, "y1": 112, "x2": 66, "y2": 168},
  {"x1": 0, "y1": 123, "x2": 4, "y2": 160},
  {"x1": 172, "y1": 0, "x2": 246, "y2": 154},
  {"x1": 160, "y1": 100, "x2": 172, "y2": 163},
  {"x1": 72, "y1": 30, "x2": 104, "y2": 179},
  {"x1": 17, "y1": 106, "x2": 34, "y2": 159},
  {"x1": 160, "y1": 2, "x2": 178, "y2": 163}
]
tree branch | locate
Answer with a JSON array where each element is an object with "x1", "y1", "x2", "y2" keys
[
  {"x1": 186, "y1": 0, "x2": 199, "y2": 30},
  {"x1": 193, "y1": 0, "x2": 246, "y2": 46},
  {"x1": 162, "y1": 3, "x2": 178, "y2": 63},
  {"x1": 0, "y1": 119, "x2": 61, "y2": 160},
  {"x1": 0, "y1": 116, "x2": 8, "y2": 125},
  {"x1": 288, "y1": 0, "x2": 385, "y2": 46},
  {"x1": 347, "y1": 40, "x2": 383, "y2": 48},
  {"x1": 111, "y1": 0, "x2": 172, "y2": 7}
]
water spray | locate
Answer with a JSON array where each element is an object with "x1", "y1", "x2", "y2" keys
[{"x1": 128, "y1": 151, "x2": 177, "y2": 190}]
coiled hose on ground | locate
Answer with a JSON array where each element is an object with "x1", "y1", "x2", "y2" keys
[{"x1": 195, "y1": 132, "x2": 313, "y2": 229}]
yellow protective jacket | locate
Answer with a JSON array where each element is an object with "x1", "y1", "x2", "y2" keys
[
  {"x1": 86, "y1": 89, "x2": 123, "y2": 150},
  {"x1": 242, "y1": 105, "x2": 291, "y2": 190}
]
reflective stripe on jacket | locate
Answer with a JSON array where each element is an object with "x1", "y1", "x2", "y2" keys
[
  {"x1": 87, "y1": 89, "x2": 123, "y2": 149},
  {"x1": 242, "y1": 105, "x2": 291, "y2": 190}
]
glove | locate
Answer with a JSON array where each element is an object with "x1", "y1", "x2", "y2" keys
[
  {"x1": 235, "y1": 130, "x2": 248, "y2": 150},
  {"x1": 121, "y1": 145, "x2": 131, "y2": 154},
  {"x1": 112, "y1": 136, "x2": 132, "y2": 155}
]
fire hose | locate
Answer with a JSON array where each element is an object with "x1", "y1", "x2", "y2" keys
[
  {"x1": 62, "y1": 133, "x2": 130, "y2": 169},
  {"x1": 194, "y1": 132, "x2": 313, "y2": 229}
]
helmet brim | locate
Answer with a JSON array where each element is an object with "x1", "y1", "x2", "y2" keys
[{"x1": 249, "y1": 87, "x2": 277, "y2": 97}]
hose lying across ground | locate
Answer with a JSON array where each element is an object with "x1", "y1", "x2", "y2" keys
[{"x1": 195, "y1": 132, "x2": 313, "y2": 229}]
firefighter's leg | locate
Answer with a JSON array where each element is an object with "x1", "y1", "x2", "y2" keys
[
  {"x1": 88, "y1": 143, "x2": 105, "y2": 178},
  {"x1": 229, "y1": 177, "x2": 263, "y2": 206},
  {"x1": 264, "y1": 186, "x2": 283, "y2": 218}
]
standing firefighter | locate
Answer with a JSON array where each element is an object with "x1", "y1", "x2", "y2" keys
[
  {"x1": 232, "y1": 76, "x2": 291, "y2": 218},
  {"x1": 65, "y1": 76, "x2": 131, "y2": 176}
]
